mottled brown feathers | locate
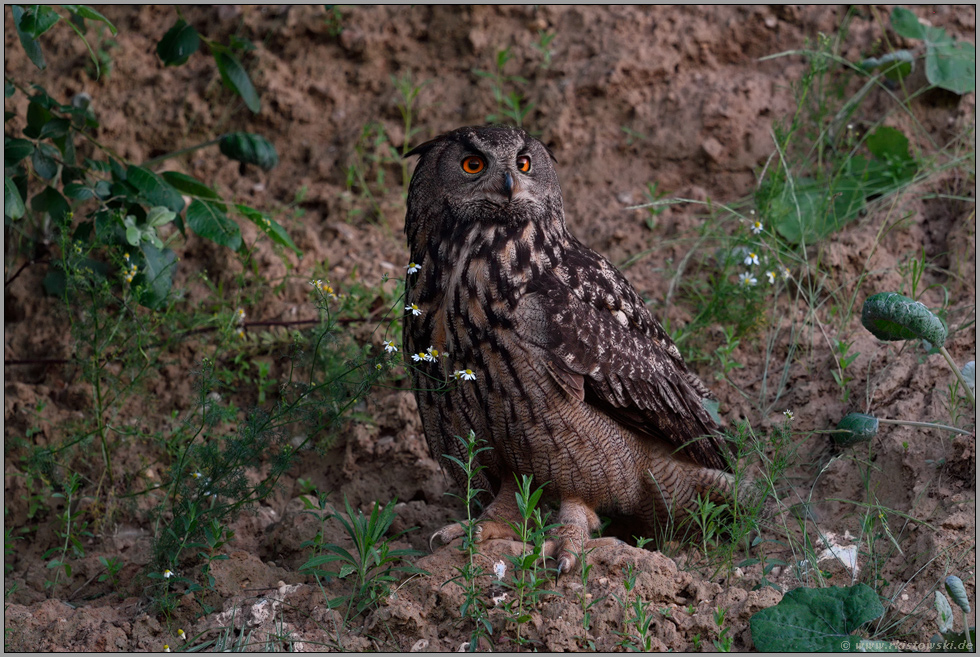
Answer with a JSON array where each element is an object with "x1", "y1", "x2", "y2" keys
[{"x1": 403, "y1": 125, "x2": 731, "y2": 555}]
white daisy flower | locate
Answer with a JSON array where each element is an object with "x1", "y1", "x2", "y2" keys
[
  {"x1": 406, "y1": 261, "x2": 421, "y2": 274},
  {"x1": 739, "y1": 272, "x2": 757, "y2": 286},
  {"x1": 405, "y1": 303, "x2": 422, "y2": 316},
  {"x1": 743, "y1": 252, "x2": 760, "y2": 267}
]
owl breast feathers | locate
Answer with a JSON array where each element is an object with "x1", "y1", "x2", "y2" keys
[{"x1": 403, "y1": 125, "x2": 734, "y2": 572}]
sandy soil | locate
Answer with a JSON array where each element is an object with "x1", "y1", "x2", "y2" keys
[{"x1": 4, "y1": 5, "x2": 975, "y2": 651}]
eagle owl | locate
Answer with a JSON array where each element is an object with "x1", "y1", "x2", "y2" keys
[{"x1": 403, "y1": 125, "x2": 732, "y2": 572}]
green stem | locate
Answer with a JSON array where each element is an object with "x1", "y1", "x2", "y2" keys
[
  {"x1": 876, "y1": 418, "x2": 973, "y2": 436},
  {"x1": 938, "y1": 346, "x2": 975, "y2": 406},
  {"x1": 964, "y1": 611, "x2": 973, "y2": 652},
  {"x1": 141, "y1": 137, "x2": 223, "y2": 168}
]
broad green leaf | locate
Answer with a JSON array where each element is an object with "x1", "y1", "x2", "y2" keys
[
  {"x1": 926, "y1": 41, "x2": 976, "y2": 94},
  {"x1": 137, "y1": 243, "x2": 177, "y2": 309},
  {"x1": 126, "y1": 165, "x2": 185, "y2": 212},
  {"x1": 865, "y1": 126, "x2": 913, "y2": 164},
  {"x1": 213, "y1": 48, "x2": 260, "y2": 113},
  {"x1": 186, "y1": 199, "x2": 242, "y2": 250},
  {"x1": 24, "y1": 101, "x2": 53, "y2": 139},
  {"x1": 146, "y1": 206, "x2": 176, "y2": 228},
  {"x1": 236, "y1": 204, "x2": 301, "y2": 255},
  {"x1": 833, "y1": 413, "x2": 879, "y2": 447},
  {"x1": 38, "y1": 117, "x2": 71, "y2": 139},
  {"x1": 161, "y1": 171, "x2": 221, "y2": 200},
  {"x1": 891, "y1": 7, "x2": 926, "y2": 41},
  {"x1": 30, "y1": 186, "x2": 71, "y2": 223},
  {"x1": 770, "y1": 177, "x2": 865, "y2": 245},
  {"x1": 945, "y1": 576, "x2": 971, "y2": 613},
  {"x1": 4, "y1": 176, "x2": 26, "y2": 220},
  {"x1": 32, "y1": 143, "x2": 60, "y2": 180},
  {"x1": 5, "y1": 138, "x2": 34, "y2": 164},
  {"x1": 14, "y1": 18, "x2": 47, "y2": 69},
  {"x1": 961, "y1": 361, "x2": 975, "y2": 394},
  {"x1": 156, "y1": 19, "x2": 200, "y2": 66},
  {"x1": 63, "y1": 182, "x2": 95, "y2": 200},
  {"x1": 124, "y1": 221, "x2": 141, "y2": 247},
  {"x1": 219, "y1": 133, "x2": 279, "y2": 171},
  {"x1": 750, "y1": 584, "x2": 885, "y2": 652},
  {"x1": 20, "y1": 6, "x2": 61, "y2": 39},
  {"x1": 62, "y1": 5, "x2": 117, "y2": 34},
  {"x1": 861, "y1": 292, "x2": 947, "y2": 347}
]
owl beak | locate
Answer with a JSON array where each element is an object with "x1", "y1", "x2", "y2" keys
[{"x1": 501, "y1": 171, "x2": 517, "y2": 200}]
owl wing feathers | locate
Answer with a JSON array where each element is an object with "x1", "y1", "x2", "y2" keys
[{"x1": 521, "y1": 248, "x2": 729, "y2": 472}]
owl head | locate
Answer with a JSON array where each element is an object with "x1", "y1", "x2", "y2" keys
[{"x1": 404, "y1": 125, "x2": 563, "y2": 246}]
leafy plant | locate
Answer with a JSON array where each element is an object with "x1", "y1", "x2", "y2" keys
[
  {"x1": 299, "y1": 496, "x2": 425, "y2": 618},
  {"x1": 861, "y1": 292, "x2": 974, "y2": 405},
  {"x1": 474, "y1": 48, "x2": 534, "y2": 127},
  {"x1": 750, "y1": 583, "x2": 887, "y2": 651}
]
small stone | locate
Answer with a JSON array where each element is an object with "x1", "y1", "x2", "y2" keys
[
  {"x1": 764, "y1": 15, "x2": 777, "y2": 28},
  {"x1": 702, "y1": 137, "x2": 724, "y2": 163}
]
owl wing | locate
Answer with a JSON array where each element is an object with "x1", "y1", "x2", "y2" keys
[{"x1": 520, "y1": 244, "x2": 729, "y2": 472}]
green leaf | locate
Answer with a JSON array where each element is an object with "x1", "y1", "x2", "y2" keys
[
  {"x1": 126, "y1": 166, "x2": 185, "y2": 212},
  {"x1": 865, "y1": 127, "x2": 912, "y2": 164},
  {"x1": 219, "y1": 133, "x2": 279, "y2": 171},
  {"x1": 891, "y1": 7, "x2": 926, "y2": 41},
  {"x1": 156, "y1": 19, "x2": 200, "y2": 66},
  {"x1": 5, "y1": 138, "x2": 35, "y2": 164},
  {"x1": 4, "y1": 176, "x2": 26, "y2": 220},
  {"x1": 161, "y1": 171, "x2": 221, "y2": 200},
  {"x1": 945, "y1": 576, "x2": 971, "y2": 614},
  {"x1": 30, "y1": 186, "x2": 70, "y2": 223},
  {"x1": 63, "y1": 182, "x2": 95, "y2": 200},
  {"x1": 146, "y1": 206, "x2": 176, "y2": 228},
  {"x1": 213, "y1": 47, "x2": 260, "y2": 113},
  {"x1": 63, "y1": 5, "x2": 117, "y2": 34},
  {"x1": 137, "y1": 243, "x2": 177, "y2": 309},
  {"x1": 860, "y1": 50, "x2": 914, "y2": 82},
  {"x1": 24, "y1": 101, "x2": 53, "y2": 139},
  {"x1": 11, "y1": 6, "x2": 46, "y2": 69},
  {"x1": 926, "y1": 40, "x2": 976, "y2": 94},
  {"x1": 20, "y1": 5, "x2": 61, "y2": 39},
  {"x1": 750, "y1": 584, "x2": 885, "y2": 652},
  {"x1": 31, "y1": 144, "x2": 60, "y2": 180},
  {"x1": 936, "y1": 592, "x2": 955, "y2": 634},
  {"x1": 961, "y1": 361, "x2": 975, "y2": 394},
  {"x1": 186, "y1": 199, "x2": 242, "y2": 250},
  {"x1": 236, "y1": 204, "x2": 301, "y2": 255},
  {"x1": 833, "y1": 413, "x2": 879, "y2": 447},
  {"x1": 861, "y1": 292, "x2": 947, "y2": 347},
  {"x1": 769, "y1": 177, "x2": 865, "y2": 245}
]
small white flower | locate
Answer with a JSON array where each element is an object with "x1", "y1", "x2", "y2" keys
[
  {"x1": 751, "y1": 221, "x2": 763, "y2": 235},
  {"x1": 766, "y1": 271, "x2": 776, "y2": 285},
  {"x1": 375, "y1": 363, "x2": 383, "y2": 370},
  {"x1": 405, "y1": 303, "x2": 422, "y2": 316},
  {"x1": 739, "y1": 272, "x2": 757, "y2": 286},
  {"x1": 406, "y1": 261, "x2": 421, "y2": 274},
  {"x1": 426, "y1": 346, "x2": 441, "y2": 359},
  {"x1": 783, "y1": 409, "x2": 795, "y2": 421},
  {"x1": 191, "y1": 471, "x2": 203, "y2": 479},
  {"x1": 847, "y1": 123, "x2": 854, "y2": 131},
  {"x1": 164, "y1": 646, "x2": 171, "y2": 653},
  {"x1": 236, "y1": 328, "x2": 246, "y2": 340},
  {"x1": 235, "y1": 308, "x2": 246, "y2": 324},
  {"x1": 177, "y1": 629, "x2": 186, "y2": 640},
  {"x1": 163, "y1": 569, "x2": 175, "y2": 579},
  {"x1": 782, "y1": 266, "x2": 791, "y2": 280},
  {"x1": 411, "y1": 352, "x2": 424, "y2": 362},
  {"x1": 743, "y1": 252, "x2": 760, "y2": 267},
  {"x1": 493, "y1": 560, "x2": 506, "y2": 580},
  {"x1": 453, "y1": 369, "x2": 477, "y2": 381},
  {"x1": 749, "y1": 209, "x2": 756, "y2": 216},
  {"x1": 384, "y1": 340, "x2": 398, "y2": 354},
  {"x1": 309, "y1": 279, "x2": 322, "y2": 288}
]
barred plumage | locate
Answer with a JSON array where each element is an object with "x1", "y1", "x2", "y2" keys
[{"x1": 404, "y1": 125, "x2": 733, "y2": 572}]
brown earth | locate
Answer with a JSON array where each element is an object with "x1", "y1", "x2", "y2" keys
[{"x1": 3, "y1": 5, "x2": 976, "y2": 652}]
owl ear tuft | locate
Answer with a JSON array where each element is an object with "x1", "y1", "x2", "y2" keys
[{"x1": 405, "y1": 136, "x2": 442, "y2": 159}]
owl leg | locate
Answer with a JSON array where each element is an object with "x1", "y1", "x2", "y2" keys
[
  {"x1": 545, "y1": 498, "x2": 622, "y2": 575},
  {"x1": 429, "y1": 477, "x2": 522, "y2": 551}
]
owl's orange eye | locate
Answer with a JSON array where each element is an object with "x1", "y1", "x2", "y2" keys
[
  {"x1": 461, "y1": 156, "x2": 485, "y2": 174},
  {"x1": 516, "y1": 155, "x2": 531, "y2": 172}
]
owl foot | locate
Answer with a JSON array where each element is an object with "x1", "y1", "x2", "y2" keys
[
  {"x1": 428, "y1": 519, "x2": 519, "y2": 552},
  {"x1": 545, "y1": 498, "x2": 623, "y2": 575}
]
